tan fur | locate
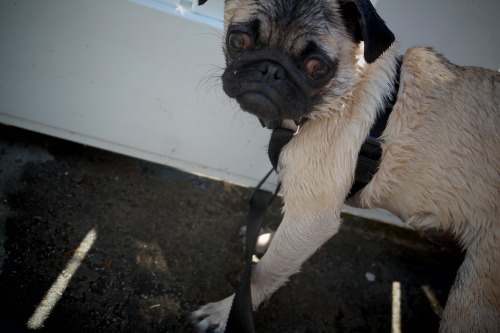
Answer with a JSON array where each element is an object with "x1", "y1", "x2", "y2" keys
[
  {"x1": 192, "y1": 1, "x2": 500, "y2": 332},
  {"x1": 355, "y1": 46, "x2": 500, "y2": 331}
]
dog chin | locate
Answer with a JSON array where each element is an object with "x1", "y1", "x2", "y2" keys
[
  {"x1": 236, "y1": 92, "x2": 282, "y2": 120},
  {"x1": 237, "y1": 92, "x2": 310, "y2": 122}
]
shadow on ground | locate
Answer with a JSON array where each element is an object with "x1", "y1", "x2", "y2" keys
[{"x1": 0, "y1": 125, "x2": 462, "y2": 332}]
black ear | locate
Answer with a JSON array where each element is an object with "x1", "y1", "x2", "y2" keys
[
  {"x1": 339, "y1": 0, "x2": 395, "y2": 63},
  {"x1": 198, "y1": 0, "x2": 208, "y2": 5}
]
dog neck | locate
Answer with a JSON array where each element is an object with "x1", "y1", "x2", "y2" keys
[{"x1": 265, "y1": 46, "x2": 402, "y2": 197}]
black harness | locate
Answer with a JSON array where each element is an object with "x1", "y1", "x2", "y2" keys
[{"x1": 223, "y1": 58, "x2": 402, "y2": 333}]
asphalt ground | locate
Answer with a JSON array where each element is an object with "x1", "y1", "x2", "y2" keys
[{"x1": 0, "y1": 124, "x2": 463, "y2": 332}]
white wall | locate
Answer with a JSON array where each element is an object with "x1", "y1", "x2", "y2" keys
[
  {"x1": 0, "y1": 0, "x2": 498, "y2": 224},
  {"x1": 0, "y1": 0, "x2": 278, "y2": 188},
  {"x1": 375, "y1": 0, "x2": 499, "y2": 71}
]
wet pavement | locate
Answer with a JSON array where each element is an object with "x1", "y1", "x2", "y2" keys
[{"x1": 0, "y1": 124, "x2": 463, "y2": 332}]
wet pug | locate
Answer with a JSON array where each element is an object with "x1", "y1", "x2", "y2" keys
[{"x1": 191, "y1": 0, "x2": 500, "y2": 332}]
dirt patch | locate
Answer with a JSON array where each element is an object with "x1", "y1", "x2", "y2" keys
[{"x1": 0, "y1": 125, "x2": 462, "y2": 332}]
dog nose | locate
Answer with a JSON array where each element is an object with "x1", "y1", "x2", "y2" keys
[{"x1": 258, "y1": 61, "x2": 286, "y2": 81}]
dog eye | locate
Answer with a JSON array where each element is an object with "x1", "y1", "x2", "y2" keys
[
  {"x1": 228, "y1": 32, "x2": 251, "y2": 53},
  {"x1": 305, "y1": 57, "x2": 329, "y2": 80}
]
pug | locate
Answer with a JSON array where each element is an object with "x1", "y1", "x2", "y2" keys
[{"x1": 191, "y1": 0, "x2": 500, "y2": 332}]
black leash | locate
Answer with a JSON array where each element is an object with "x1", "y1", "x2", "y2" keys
[
  {"x1": 223, "y1": 57, "x2": 402, "y2": 333},
  {"x1": 224, "y1": 170, "x2": 280, "y2": 333},
  {"x1": 225, "y1": 127, "x2": 295, "y2": 333}
]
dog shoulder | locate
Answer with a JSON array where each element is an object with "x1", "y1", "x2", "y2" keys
[
  {"x1": 400, "y1": 46, "x2": 499, "y2": 108},
  {"x1": 403, "y1": 46, "x2": 447, "y2": 65},
  {"x1": 402, "y1": 46, "x2": 499, "y2": 84},
  {"x1": 401, "y1": 47, "x2": 459, "y2": 85}
]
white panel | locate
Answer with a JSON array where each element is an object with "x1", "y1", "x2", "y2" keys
[
  {"x1": 191, "y1": 0, "x2": 224, "y2": 21},
  {"x1": 0, "y1": 0, "x2": 274, "y2": 190},
  {"x1": 156, "y1": 0, "x2": 179, "y2": 6},
  {"x1": 0, "y1": 0, "x2": 498, "y2": 226},
  {"x1": 375, "y1": 0, "x2": 500, "y2": 70}
]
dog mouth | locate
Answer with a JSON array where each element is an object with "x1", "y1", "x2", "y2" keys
[
  {"x1": 222, "y1": 59, "x2": 310, "y2": 121},
  {"x1": 230, "y1": 81, "x2": 289, "y2": 120},
  {"x1": 237, "y1": 92, "x2": 280, "y2": 119}
]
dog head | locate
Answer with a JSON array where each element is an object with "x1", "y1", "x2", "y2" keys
[{"x1": 199, "y1": 0, "x2": 394, "y2": 125}]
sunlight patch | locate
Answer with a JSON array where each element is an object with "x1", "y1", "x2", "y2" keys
[
  {"x1": 391, "y1": 281, "x2": 401, "y2": 333},
  {"x1": 27, "y1": 228, "x2": 97, "y2": 329}
]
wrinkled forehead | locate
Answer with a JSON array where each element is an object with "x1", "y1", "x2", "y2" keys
[{"x1": 224, "y1": 0, "x2": 342, "y2": 54}]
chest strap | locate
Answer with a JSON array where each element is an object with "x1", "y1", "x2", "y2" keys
[{"x1": 348, "y1": 57, "x2": 402, "y2": 196}]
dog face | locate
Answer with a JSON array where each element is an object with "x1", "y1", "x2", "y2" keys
[{"x1": 212, "y1": 0, "x2": 395, "y2": 124}]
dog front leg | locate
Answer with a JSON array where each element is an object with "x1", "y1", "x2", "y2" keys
[
  {"x1": 191, "y1": 208, "x2": 341, "y2": 333},
  {"x1": 192, "y1": 118, "x2": 364, "y2": 332},
  {"x1": 250, "y1": 208, "x2": 341, "y2": 308}
]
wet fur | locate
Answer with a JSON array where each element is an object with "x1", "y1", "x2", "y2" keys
[{"x1": 192, "y1": 1, "x2": 500, "y2": 332}]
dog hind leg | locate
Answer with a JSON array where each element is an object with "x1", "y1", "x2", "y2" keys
[{"x1": 439, "y1": 227, "x2": 500, "y2": 333}]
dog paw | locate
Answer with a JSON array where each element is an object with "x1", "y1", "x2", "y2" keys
[{"x1": 190, "y1": 295, "x2": 234, "y2": 333}]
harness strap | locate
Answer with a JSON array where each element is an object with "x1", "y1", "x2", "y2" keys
[
  {"x1": 268, "y1": 127, "x2": 296, "y2": 171},
  {"x1": 348, "y1": 57, "x2": 402, "y2": 197}
]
